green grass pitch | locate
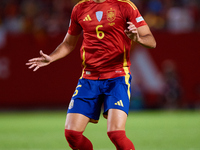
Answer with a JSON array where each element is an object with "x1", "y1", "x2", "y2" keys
[{"x1": 0, "y1": 110, "x2": 200, "y2": 150}]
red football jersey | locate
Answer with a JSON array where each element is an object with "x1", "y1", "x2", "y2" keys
[{"x1": 68, "y1": 0, "x2": 147, "y2": 80}]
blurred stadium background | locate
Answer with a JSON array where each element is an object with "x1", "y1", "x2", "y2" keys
[{"x1": 0, "y1": 0, "x2": 200, "y2": 150}]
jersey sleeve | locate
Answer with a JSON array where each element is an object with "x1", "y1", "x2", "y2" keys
[
  {"x1": 68, "y1": 5, "x2": 82, "y2": 35},
  {"x1": 123, "y1": 1, "x2": 147, "y2": 28}
]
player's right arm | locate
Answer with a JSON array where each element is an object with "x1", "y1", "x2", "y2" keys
[
  {"x1": 49, "y1": 33, "x2": 80, "y2": 63},
  {"x1": 26, "y1": 33, "x2": 80, "y2": 71},
  {"x1": 26, "y1": 2, "x2": 82, "y2": 72}
]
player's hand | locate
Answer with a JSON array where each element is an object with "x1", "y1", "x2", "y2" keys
[
  {"x1": 26, "y1": 50, "x2": 51, "y2": 71},
  {"x1": 124, "y1": 22, "x2": 140, "y2": 42}
]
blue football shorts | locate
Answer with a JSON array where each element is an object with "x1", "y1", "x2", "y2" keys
[{"x1": 67, "y1": 74, "x2": 132, "y2": 123}]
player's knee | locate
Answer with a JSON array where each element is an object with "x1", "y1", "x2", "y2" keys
[
  {"x1": 64, "y1": 129, "x2": 83, "y2": 149},
  {"x1": 107, "y1": 130, "x2": 135, "y2": 150}
]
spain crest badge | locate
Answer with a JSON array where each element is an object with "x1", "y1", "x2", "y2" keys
[{"x1": 107, "y1": 8, "x2": 116, "y2": 22}]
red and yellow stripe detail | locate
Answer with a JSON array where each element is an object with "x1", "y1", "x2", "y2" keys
[
  {"x1": 80, "y1": 47, "x2": 86, "y2": 79},
  {"x1": 123, "y1": 46, "x2": 131, "y2": 100},
  {"x1": 75, "y1": 0, "x2": 90, "y2": 7},
  {"x1": 118, "y1": 0, "x2": 137, "y2": 10}
]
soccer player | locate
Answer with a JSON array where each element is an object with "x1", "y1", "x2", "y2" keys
[{"x1": 26, "y1": 0, "x2": 156, "y2": 149}]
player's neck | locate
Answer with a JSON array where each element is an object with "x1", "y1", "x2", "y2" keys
[{"x1": 93, "y1": 0, "x2": 106, "y2": 3}]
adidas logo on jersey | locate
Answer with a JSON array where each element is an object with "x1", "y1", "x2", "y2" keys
[
  {"x1": 83, "y1": 15, "x2": 92, "y2": 21},
  {"x1": 115, "y1": 100, "x2": 124, "y2": 107}
]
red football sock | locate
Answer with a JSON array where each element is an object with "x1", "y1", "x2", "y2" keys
[
  {"x1": 65, "y1": 129, "x2": 93, "y2": 150},
  {"x1": 107, "y1": 130, "x2": 135, "y2": 150}
]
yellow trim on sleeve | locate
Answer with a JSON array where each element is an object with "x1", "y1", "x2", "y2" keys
[
  {"x1": 118, "y1": 0, "x2": 137, "y2": 10},
  {"x1": 75, "y1": 0, "x2": 90, "y2": 7}
]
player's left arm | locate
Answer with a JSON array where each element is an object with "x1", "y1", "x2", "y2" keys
[{"x1": 125, "y1": 22, "x2": 156, "y2": 49}]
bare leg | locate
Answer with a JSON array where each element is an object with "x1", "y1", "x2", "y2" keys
[
  {"x1": 107, "y1": 109, "x2": 127, "y2": 131},
  {"x1": 65, "y1": 113, "x2": 90, "y2": 131}
]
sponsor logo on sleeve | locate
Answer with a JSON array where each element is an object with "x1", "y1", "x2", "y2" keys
[{"x1": 136, "y1": 16, "x2": 144, "y2": 23}]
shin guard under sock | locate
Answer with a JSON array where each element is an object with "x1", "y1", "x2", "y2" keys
[
  {"x1": 107, "y1": 130, "x2": 135, "y2": 150},
  {"x1": 65, "y1": 129, "x2": 93, "y2": 150}
]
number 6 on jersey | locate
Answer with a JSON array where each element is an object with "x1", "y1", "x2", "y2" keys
[{"x1": 96, "y1": 25, "x2": 105, "y2": 39}]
